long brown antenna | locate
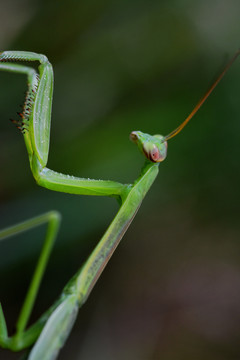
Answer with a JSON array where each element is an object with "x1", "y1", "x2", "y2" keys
[{"x1": 164, "y1": 49, "x2": 240, "y2": 141}]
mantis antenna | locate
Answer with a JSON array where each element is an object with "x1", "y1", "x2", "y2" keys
[{"x1": 164, "y1": 49, "x2": 240, "y2": 142}]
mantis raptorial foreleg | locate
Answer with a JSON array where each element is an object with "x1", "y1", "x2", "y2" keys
[
  {"x1": 0, "y1": 50, "x2": 238, "y2": 360},
  {"x1": 0, "y1": 51, "x2": 125, "y2": 198}
]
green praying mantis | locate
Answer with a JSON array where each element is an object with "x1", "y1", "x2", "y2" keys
[{"x1": 0, "y1": 49, "x2": 239, "y2": 360}]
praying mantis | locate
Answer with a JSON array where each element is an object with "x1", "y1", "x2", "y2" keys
[{"x1": 0, "y1": 50, "x2": 239, "y2": 360}]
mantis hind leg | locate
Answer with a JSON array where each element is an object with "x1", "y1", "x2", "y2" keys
[{"x1": 0, "y1": 211, "x2": 61, "y2": 351}]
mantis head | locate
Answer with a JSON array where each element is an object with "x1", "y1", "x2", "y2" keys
[
  {"x1": 130, "y1": 49, "x2": 240, "y2": 163},
  {"x1": 130, "y1": 131, "x2": 167, "y2": 162}
]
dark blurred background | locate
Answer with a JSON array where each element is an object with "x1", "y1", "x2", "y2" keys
[{"x1": 0, "y1": 1, "x2": 240, "y2": 359}]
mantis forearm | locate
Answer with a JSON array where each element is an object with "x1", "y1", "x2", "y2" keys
[{"x1": 31, "y1": 157, "x2": 128, "y2": 198}]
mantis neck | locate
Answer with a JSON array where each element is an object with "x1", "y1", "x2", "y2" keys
[{"x1": 69, "y1": 161, "x2": 160, "y2": 303}]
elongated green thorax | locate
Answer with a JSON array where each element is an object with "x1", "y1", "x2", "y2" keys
[{"x1": 130, "y1": 131, "x2": 167, "y2": 162}]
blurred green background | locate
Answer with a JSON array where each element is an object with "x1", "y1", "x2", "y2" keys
[{"x1": 0, "y1": 0, "x2": 240, "y2": 359}]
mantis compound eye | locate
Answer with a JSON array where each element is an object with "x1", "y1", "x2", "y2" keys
[
  {"x1": 149, "y1": 144, "x2": 160, "y2": 162},
  {"x1": 129, "y1": 131, "x2": 139, "y2": 143},
  {"x1": 143, "y1": 142, "x2": 168, "y2": 163}
]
